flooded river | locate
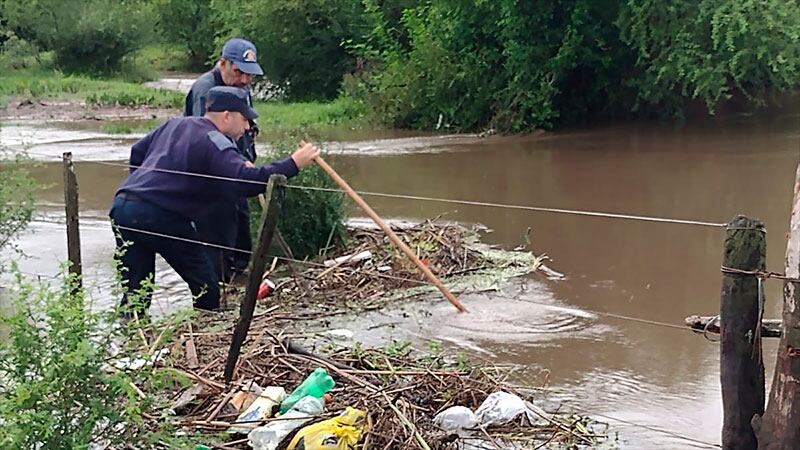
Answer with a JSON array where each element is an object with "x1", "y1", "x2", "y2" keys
[{"x1": 2, "y1": 102, "x2": 799, "y2": 448}]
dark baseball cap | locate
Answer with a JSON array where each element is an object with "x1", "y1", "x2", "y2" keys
[
  {"x1": 205, "y1": 86, "x2": 259, "y2": 120},
  {"x1": 221, "y1": 38, "x2": 264, "y2": 76}
]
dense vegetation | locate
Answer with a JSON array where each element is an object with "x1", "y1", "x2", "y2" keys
[{"x1": 2, "y1": 0, "x2": 799, "y2": 131}]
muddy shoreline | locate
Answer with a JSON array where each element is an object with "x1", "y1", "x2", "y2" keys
[{"x1": 1, "y1": 96, "x2": 178, "y2": 122}]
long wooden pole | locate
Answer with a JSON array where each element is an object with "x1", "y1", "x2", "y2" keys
[{"x1": 313, "y1": 155, "x2": 467, "y2": 313}]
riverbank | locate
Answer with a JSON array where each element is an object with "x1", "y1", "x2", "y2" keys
[
  {"x1": 0, "y1": 69, "x2": 367, "y2": 134},
  {"x1": 114, "y1": 221, "x2": 607, "y2": 448}
]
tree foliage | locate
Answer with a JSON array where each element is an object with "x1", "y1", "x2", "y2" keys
[
  {"x1": 347, "y1": 0, "x2": 800, "y2": 131},
  {"x1": 215, "y1": 0, "x2": 368, "y2": 100},
  {"x1": 618, "y1": 0, "x2": 800, "y2": 112},
  {"x1": 155, "y1": 0, "x2": 220, "y2": 71},
  {"x1": 1, "y1": 0, "x2": 155, "y2": 73}
]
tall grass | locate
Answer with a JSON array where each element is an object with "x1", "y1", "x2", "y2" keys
[{"x1": 0, "y1": 69, "x2": 184, "y2": 109}]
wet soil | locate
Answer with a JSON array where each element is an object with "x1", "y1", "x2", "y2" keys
[{"x1": 1, "y1": 96, "x2": 178, "y2": 121}]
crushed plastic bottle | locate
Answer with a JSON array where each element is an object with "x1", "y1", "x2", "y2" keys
[
  {"x1": 248, "y1": 396, "x2": 325, "y2": 450},
  {"x1": 279, "y1": 368, "x2": 335, "y2": 414}
]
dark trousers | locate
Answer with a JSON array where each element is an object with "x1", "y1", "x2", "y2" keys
[
  {"x1": 233, "y1": 197, "x2": 252, "y2": 272},
  {"x1": 195, "y1": 197, "x2": 252, "y2": 282},
  {"x1": 109, "y1": 194, "x2": 220, "y2": 314}
]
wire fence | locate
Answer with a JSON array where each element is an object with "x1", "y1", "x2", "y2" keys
[{"x1": 15, "y1": 149, "x2": 757, "y2": 449}]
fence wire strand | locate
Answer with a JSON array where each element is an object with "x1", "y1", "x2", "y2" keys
[{"x1": 53, "y1": 157, "x2": 729, "y2": 228}]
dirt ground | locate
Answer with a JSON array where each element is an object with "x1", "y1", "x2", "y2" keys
[{"x1": 0, "y1": 97, "x2": 179, "y2": 121}]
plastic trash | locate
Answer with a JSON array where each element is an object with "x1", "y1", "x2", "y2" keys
[
  {"x1": 433, "y1": 406, "x2": 478, "y2": 434},
  {"x1": 474, "y1": 391, "x2": 536, "y2": 426},
  {"x1": 230, "y1": 380, "x2": 265, "y2": 412},
  {"x1": 279, "y1": 368, "x2": 335, "y2": 414},
  {"x1": 324, "y1": 329, "x2": 354, "y2": 341},
  {"x1": 248, "y1": 396, "x2": 325, "y2": 450},
  {"x1": 286, "y1": 407, "x2": 367, "y2": 450},
  {"x1": 257, "y1": 278, "x2": 276, "y2": 300},
  {"x1": 230, "y1": 386, "x2": 287, "y2": 434},
  {"x1": 323, "y1": 250, "x2": 372, "y2": 267}
]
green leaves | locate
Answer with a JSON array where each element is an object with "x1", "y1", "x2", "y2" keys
[{"x1": 618, "y1": 0, "x2": 800, "y2": 112}]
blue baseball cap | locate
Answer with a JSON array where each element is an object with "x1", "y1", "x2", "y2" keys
[
  {"x1": 221, "y1": 38, "x2": 264, "y2": 76},
  {"x1": 206, "y1": 86, "x2": 259, "y2": 120}
]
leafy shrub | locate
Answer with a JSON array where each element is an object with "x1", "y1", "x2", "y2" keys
[
  {"x1": 2, "y1": 0, "x2": 155, "y2": 74},
  {"x1": 0, "y1": 32, "x2": 41, "y2": 70},
  {"x1": 251, "y1": 138, "x2": 348, "y2": 259},
  {"x1": 0, "y1": 151, "x2": 35, "y2": 252},
  {"x1": 0, "y1": 274, "x2": 139, "y2": 448}
]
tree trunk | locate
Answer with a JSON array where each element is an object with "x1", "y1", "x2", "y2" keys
[{"x1": 756, "y1": 161, "x2": 800, "y2": 449}]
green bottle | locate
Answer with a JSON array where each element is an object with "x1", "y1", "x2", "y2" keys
[{"x1": 279, "y1": 367, "x2": 335, "y2": 414}]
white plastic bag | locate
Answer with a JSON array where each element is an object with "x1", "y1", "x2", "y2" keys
[
  {"x1": 474, "y1": 392, "x2": 536, "y2": 427},
  {"x1": 433, "y1": 406, "x2": 478, "y2": 434},
  {"x1": 247, "y1": 396, "x2": 325, "y2": 450}
]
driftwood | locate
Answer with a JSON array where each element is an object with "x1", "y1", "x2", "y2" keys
[{"x1": 685, "y1": 315, "x2": 782, "y2": 338}]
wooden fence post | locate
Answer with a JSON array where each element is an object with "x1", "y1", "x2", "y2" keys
[
  {"x1": 62, "y1": 152, "x2": 82, "y2": 287},
  {"x1": 224, "y1": 174, "x2": 285, "y2": 384},
  {"x1": 755, "y1": 162, "x2": 800, "y2": 449},
  {"x1": 721, "y1": 215, "x2": 766, "y2": 450}
]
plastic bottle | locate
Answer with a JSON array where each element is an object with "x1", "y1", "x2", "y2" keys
[
  {"x1": 248, "y1": 396, "x2": 325, "y2": 450},
  {"x1": 229, "y1": 386, "x2": 286, "y2": 434},
  {"x1": 279, "y1": 367, "x2": 335, "y2": 414}
]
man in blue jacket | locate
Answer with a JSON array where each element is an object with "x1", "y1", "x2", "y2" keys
[
  {"x1": 111, "y1": 86, "x2": 319, "y2": 315},
  {"x1": 185, "y1": 38, "x2": 263, "y2": 283}
]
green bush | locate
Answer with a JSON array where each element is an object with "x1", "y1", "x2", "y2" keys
[
  {"x1": 0, "y1": 274, "x2": 138, "y2": 448},
  {"x1": 348, "y1": 0, "x2": 635, "y2": 132},
  {"x1": 252, "y1": 138, "x2": 348, "y2": 260},
  {"x1": 0, "y1": 32, "x2": 41, "y2": 70},
  {"x1": 0, "y1": 151, "x2": 35, "y2": 253},
  {"x1": 2, "y1": 0, "x2": 155, "y2": 74},
  {"x1": 216, "y1": 0, "x2": 368, "y2": 100}
]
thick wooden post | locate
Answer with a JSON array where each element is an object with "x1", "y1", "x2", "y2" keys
[
  {"x1": 62, "y1": 152, "x2": 82, "y2": 285},
  {"x1": 721, "y1": 215, "x2": 766, "y2": 450},
  {"x1": 756, "y1": 162, "x2": 800, "y2": 449},
  {"x1": 224, "y1": 174, "x2": 285, "y2": 384}
]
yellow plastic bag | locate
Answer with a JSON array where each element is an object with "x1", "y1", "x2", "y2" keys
[{"x1": 286, "y1": 407, "x2": 367, "y2": 450}]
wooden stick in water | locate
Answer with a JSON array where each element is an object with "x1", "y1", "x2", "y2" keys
[{"x1": 311, "y1": 152, "x2": 468, "y2": 313}]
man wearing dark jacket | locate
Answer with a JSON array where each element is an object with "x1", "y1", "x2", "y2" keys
[
  {"x1": 184, "y1": 38, "x2": 263, "y2": 282},
  {"x1": 111, "y1": 86, "x2": 319, "y2": 315}
]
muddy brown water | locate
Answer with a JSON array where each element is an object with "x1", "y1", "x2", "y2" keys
[{"x1": 2, "y1": 105, "x2": 799, "y2": 448}]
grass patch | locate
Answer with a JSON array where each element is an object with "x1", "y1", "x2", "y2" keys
[
  {"x1": 0, "y1": 68, "x2": 184, "y2": 109},
  {"x1": 254, "y1": 96, "x2": 367, "y2": 133},
  {"x1": 98, "y1": 118, "x2": 165, "y2": 134},
  {"x1": 133, "y1": 44, "x2": 197, "y2": 73}
]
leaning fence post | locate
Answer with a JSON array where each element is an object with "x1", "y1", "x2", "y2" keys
[
  {"x1": 720, "y1": 215, "x2": 766, "y2": 450},
  {"x1": 62, "y1": 152, "x2": 82, "y2": 287},
  {"x1": 224, "y1": 174, "x2": 286, "y2": 384}
]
